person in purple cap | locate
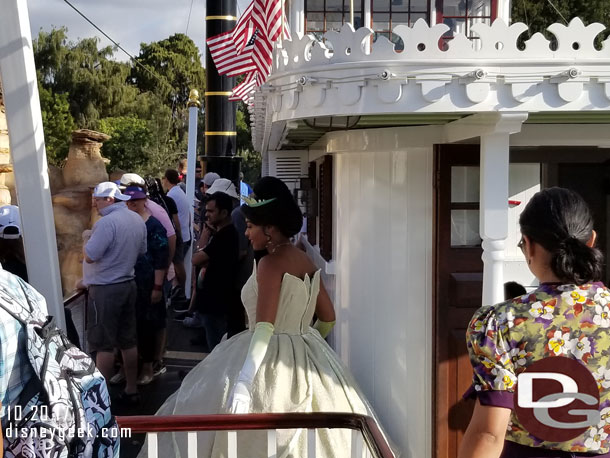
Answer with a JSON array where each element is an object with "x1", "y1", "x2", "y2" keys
[
  {"x1": 124, "y1": 186, "x2": 169, "y2": 385},
  {"x1": 83, "y1": 182, "x2": 147, "y2": 405}
]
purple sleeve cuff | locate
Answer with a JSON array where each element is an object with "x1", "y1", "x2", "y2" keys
[{"x1": 463, "y1": 385, "x2": 514, "y2": 409}]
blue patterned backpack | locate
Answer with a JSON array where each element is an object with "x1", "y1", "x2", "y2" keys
[{"x1": 0, "y1": 275, "x2": 120, "y2": 458}]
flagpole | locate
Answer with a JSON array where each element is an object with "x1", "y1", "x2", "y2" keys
[
  {"x1": 350, "y1": 0, "x2": 354, "y2": 26},
  {"x1": 280, "y1": 0, "x2": 285, "y2": 45},
  {"x1": 204, "y1": 0, "x2": 241, "y2": 190},
  {"x1": 184, "y1": 89, "x2": 200, "y2": 300}
]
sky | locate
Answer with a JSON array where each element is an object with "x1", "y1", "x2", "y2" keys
[{"x1": 26, "y1": 0, "x2": 250, "y2": 64}]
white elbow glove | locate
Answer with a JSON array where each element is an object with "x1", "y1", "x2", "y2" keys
[
  {"x1": 313, "y1": 319, "x2": 335, "y2": 339},
  {"x1": 229, "y1": 321, "x2": 274, "y2": 414}
]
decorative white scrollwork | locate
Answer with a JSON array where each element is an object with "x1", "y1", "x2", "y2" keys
[{"x1": 251, "y1": 17, "x2": 610, "y2": 151}]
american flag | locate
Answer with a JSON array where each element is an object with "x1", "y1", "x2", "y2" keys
[
  {"x1": 263, "y1": 0, "x2": 283, "y2": 42},
  {"x1": 208, "y1": 25, "x2": 272, "y2": 78},
  {"x1": 232, "y1": 0, "x2": 290, "y2": 54},
  {"x1": 207, "y1": 0, "x2": 289, "y2": 98},
  {"x1": 229, "y1": 71, "x2": 263, "y2": 103},
  {"x1": 207, "y1": 30, "x2": 257, "y2": 76}
]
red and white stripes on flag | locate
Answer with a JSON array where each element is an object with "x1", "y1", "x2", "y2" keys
[
  {"x1": 207, "y1": 0, "x2": 289, "y2": 102},
  {"x1": 229, "y1": 71, "x2": 263, "y2": 103},
  {"x1": 207, "y1": 31, "x2": 257, "y2": 76},
  {"x1": 232, "y1": 0, "x2": 289, "y2": 54},
  {"x1": 231, "y1": 0, "x2": 255, "y2": 55},
  {"x1": 263, "y1": 0, "x2": 283, "y2": 42}
]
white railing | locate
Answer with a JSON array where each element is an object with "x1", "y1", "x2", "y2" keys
[{"x1": 117, "y1": 412, "x2": 394, "y2": 458}]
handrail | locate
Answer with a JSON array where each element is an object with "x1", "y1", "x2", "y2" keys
[
  {"x1": 116, "y1": 412, "x2": 395, "y2": 458},
  {"x1": 63, "y1": 288, "x2": 87, "y2": 307}
]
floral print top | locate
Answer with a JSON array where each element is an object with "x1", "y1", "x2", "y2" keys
[{"x1": 466, "y1": 282, "x2": 610, "y2": 453}]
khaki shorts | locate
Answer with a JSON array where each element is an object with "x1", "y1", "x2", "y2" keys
[{"x1": 87, "y1": 281, "x2": 137, "y2": 352}]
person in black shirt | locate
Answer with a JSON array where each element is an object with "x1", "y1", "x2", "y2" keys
[{"x1": 191, "y1": 192, "x2": 240, "y2": 351}]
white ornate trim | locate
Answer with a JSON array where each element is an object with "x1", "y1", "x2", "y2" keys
[{"x1": 253, "y1": 18, "x2": 610, "y2": 152}]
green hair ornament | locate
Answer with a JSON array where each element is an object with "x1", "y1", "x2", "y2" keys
[{"x1": 242, "y1": 195, "x2": 277, "y2": 207}]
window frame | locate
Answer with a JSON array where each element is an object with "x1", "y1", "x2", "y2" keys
[
  {"x1": 305, "y1": 0, "x2": 366, "y2": 36},
  {"x1": 370, "y1": 0, "x2": 431, "y2": 42},
  {"x1": 435, "y1": 0, "x2": 498, "y2": 39}
]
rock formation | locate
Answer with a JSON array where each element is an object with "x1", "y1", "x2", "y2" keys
[{"x1": 53, "y1": 129, "x2": 110, "y2": 294}]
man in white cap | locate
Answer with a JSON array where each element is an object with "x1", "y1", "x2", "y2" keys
[
  {"x1": 83, "y1": 182, "x2": 147, "y2": 405},
  {"x1": 193, "y1": 179, "x2": 251, "y2": 338}
]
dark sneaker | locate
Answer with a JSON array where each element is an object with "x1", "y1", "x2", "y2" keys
[
  {"x1": 169, "y1": 286, "x2": 186, "y2": 301},
  {"x1": 153, "y1": 361, "x2": 167, "y2": 377},
  {"x1": 173, "y1": 311, "x2": 192, "y2": 321},
  {"x1": 115, "y1": 391, "x2": 141, "y2": 407},
  {"x1": 172, "y1": 304, "x2": 190, "y2": 313}
]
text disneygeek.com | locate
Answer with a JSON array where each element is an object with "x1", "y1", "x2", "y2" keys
[{"x1": 4, "y1": 425, "x2": 132, "y2": 441}]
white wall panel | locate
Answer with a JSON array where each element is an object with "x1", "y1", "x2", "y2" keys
[
  {"x1": 504, "y1": 163, "x2": 540, "y2": 289},
  {"x1": 334, "y1": 142, "x2": 434, "y2": 458}
]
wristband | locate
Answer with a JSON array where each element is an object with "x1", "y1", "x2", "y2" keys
[{"x1": 153, "y1": 284, "x2": 163, "y2": 291}]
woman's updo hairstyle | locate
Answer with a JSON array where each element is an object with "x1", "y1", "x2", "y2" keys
[
  {"x1": 240, "y1": 176, "x2": 303, "y2": 238},
  {"x1": 519, "y1": 187, "x2": 604, "y2": 285}
]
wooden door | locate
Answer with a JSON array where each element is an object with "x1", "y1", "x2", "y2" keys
[{"x1": 434, "y1": 145, "x2": 484, "y2": 458}]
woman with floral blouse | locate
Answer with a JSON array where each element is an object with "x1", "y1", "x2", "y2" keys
[{"x1": 458, "y1": 187, "x2": 610, "y2": 458}]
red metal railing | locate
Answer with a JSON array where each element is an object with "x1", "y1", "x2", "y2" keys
[{"x1": 116, "y1": 412, "x2": 395, "y2": 458}]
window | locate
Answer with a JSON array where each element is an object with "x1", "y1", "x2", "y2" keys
[
  {"x1": 372, "y1": 0, "x2": 429, "y2": 46},
  {"x1": 437, "y1": 0, "x2": 497, "y2": 42},
  {"x1": 318, "y1": 155, "x2": 333, "y2": 261},
  {"x1": 306, "y1": 156, "x2": 334, "y2": 261},
  {"x1": 305, "y1": 0, "x2": 365, "y2": 39}
]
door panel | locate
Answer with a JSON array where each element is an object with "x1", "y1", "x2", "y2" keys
[{"x1": 435, "y1": 145, "x2": 483, "y2": 458}]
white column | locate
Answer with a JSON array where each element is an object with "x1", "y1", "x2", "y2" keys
[
  {"x1": 496, "y1": 0, "x2": 511, "y2": 24},
  {"x1": 479, "y1": 133, "x2": 509, "y2": 306},
  {"x1": 290, "y1": 0, "x2": 305, "y2": 38},
  {"x1": 364, "y1": 0, "x2": 371, "y2": 52},
  {"x1": 0, "y1": 0, "x2": 65, "y2": 329},
  {"x1": 479, "y1": 113, "x2": 527, "y2": 306},
  {"x1": 184, "y1": 90, "x2": 200, "y2": 299}
]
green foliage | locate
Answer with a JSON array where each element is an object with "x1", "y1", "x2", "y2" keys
[
  {"x1": 38, "y1": 85, "x2": 75, "y2": 165},
  {"x1": 238, "y1": 148, "x2": 262, "y2": 185},
  {"x1": 98, "y1": 117, "x2": 151, "y2": 171},
  {"x1": 32, "y1": 28, "x2": 215, "y2": 176},
  {"x1": 132, "y1": 34, "x2": 206, "y2": 108},
  {"x1": 34, "y1": 28, "x2": 140, "y2": 128},
  {"x1": 512, "y1": 0, "x2": 610, "y2": 37},
  {"x1": 236, "y1": 102, "x2": 259, "y2": 183},
  {"x1": 132, "y1": 34, "x2": 206, "y2": 147},
  {"x1": 236, "y1": 105, "x2": 254, "y2": 152}
]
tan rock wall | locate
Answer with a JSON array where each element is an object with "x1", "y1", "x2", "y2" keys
[
  {"x1": 0, "y1": 80, "x2": 110, "y2": 295},
  {"x1": 54, "y1": 129, "x2": 110, "y2": 295}
]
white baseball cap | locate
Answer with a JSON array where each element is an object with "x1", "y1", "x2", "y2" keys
[
  {"x1": 119, "y1": 173, "x2": 145, "y2": 189},
  {"x1": 93, "y1": 182, "x2": 131, "y2": 201},
  {"x1": 0, "y1": 205, "x2": 22, "y2": 239},
  {"x1": 203, "y1": 172, "x2": 221, "y2": 187},
  {"x1": 206, "y1": 178, "x2": 239, "y2": 199}
]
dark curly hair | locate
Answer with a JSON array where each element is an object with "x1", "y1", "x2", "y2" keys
[
  {"x1": 240, "y1": 176, "x2": 303, "y2": 238},
  {"x1": 519, "y1": 187, "x2": 604, "y2": 285}
]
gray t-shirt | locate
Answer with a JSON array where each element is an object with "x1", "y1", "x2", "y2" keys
[
  {"x1": 167, "y1": 185, "x2": 191, "y2": 243},
  {"x1": 84, "y1": 202, "x2": 147, "y2": 285}
]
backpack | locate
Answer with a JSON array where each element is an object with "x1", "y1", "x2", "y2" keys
[{"x1": 0, "y1": 278, "x2": 120, "y2": 458}]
